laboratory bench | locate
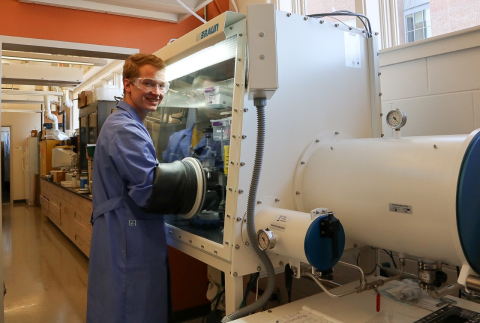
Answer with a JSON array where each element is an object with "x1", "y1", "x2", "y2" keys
[
  {"x1": 40, "y1": 177, "x2": 92, "y2": 257},
  {"x1": 230, "y1": 278, "x2": 480, "y2": 323}
]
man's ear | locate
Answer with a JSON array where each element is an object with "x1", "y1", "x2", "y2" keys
[{"x1": 123, "y1": 79, "x2": 132, "y2": 93}]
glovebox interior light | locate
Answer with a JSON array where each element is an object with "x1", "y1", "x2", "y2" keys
[{"x1": 166, "y1": 36, "x2": 237, "y2": 82}]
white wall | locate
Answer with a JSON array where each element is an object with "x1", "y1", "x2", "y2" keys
[
  {"x1": 1, "y1": 109, "x2": 42, "y2": 201},
  {"x1": 379, "y1": 25, "x2": 480, "y2": 137}
]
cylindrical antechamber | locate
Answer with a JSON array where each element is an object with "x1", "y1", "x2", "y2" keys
[
  {"x1": 255, "y1": 207, "x2": 345, "y2": 270},
  {"x1": 299, "y1": 130, "x2": 480, "y2": 274}
]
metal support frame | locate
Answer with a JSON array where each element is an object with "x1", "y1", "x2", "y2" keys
[
  {"x1": 367, "y1": 34, "x2": 383, "y2": 138},
  {"x1": 225, "y1": 274, "x2": 244, "y2": 314}
]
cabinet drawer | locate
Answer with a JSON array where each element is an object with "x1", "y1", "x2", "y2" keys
[
  {"x1": 75, "y1": 233, "x2": 90, "y2": 258},
  {"x1": 75, "y1": 209, "x2": 93, "y2": 232},
  {"x1": 62, "y1": 200, "x2": 75, "y2": 218},
  {"x1": 73, "y1": 194, "x2": 93, "y2": 215},
  {"x1": 74, "y1": 220, "x2": 92, "y2": 244},
  {"x1": 41, "y1": 182, "x2": 51, "y2": 200},
  {"x1": 57, "y1": 188, "x2": 65, "y2": 200},
  {"x1": 74, "y1": 220, "x2": 91, "y2": 257},
  {"x1": 62, "y1": 190, "x2": 76, "y2": 205},
  {"x1": 71, "y1": 194, "x2": 86, "y2": 210},
  {"x1": 61, "y1": 200, "x2": 76, "y2": 241},
  {"x1": 48, "y1": 201, "x2": 61, "y2": 227},
  {"x1": 40, "y1": 195, "x2": 49, "y2": 211},
  {"x1": 81, "y1": 200, "x2": 93, "y2": 216}
]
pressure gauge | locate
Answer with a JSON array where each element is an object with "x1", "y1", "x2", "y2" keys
[
  {"x1": 257, "y1": 229, "x2": 277, "y2": 251},
  {"x1": 386, "y1": 108, "x2": 407, "y2": 130}
]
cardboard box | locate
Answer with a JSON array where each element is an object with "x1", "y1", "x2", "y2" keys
[
  {"x1": 39, "y1": 140, "x2": 63, "y2": 176},
  {"x1": 53, "y1": 171, "x2": 66, "y2": 183},
  {"x1": 78, "y1": 91, "x2": 94, "y2": 108}
]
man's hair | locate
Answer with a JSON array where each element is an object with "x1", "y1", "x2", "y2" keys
[{"x1": 123, "y1": 53, "x2": 166, "y2": 80}]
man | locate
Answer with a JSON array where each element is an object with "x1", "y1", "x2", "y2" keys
[{"x1": 87, "y1": 53, "x2": 170, "y2": 322}]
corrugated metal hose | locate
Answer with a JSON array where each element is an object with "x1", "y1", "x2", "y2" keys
[{"x1": 222, "y1": 98, "x2": 276, "y2": 322}]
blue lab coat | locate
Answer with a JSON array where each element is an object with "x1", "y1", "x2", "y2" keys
[
  {"x1": 87, "y1": 101, "x2": 169, "y2": 323},
  {"x1": 162, "y1": 123, "x2": 224, "y2": 168}
]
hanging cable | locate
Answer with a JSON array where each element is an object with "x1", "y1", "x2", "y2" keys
[
  {"x1": 308, "y1": 10, "x2": 372, "y2": 37},
  {"x1": 382, "y1": 249, "x2": 397, "y2": 269},
  {"x1": 174, "y1": 0, "x2": 207, "y2": 23}
]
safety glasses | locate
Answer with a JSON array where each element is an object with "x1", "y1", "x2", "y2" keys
[{"x1": 130, "y1": 78, "x2": 170, "y2": 93}]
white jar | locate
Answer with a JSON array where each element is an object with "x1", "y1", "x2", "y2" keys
[{"x1": 71, "y1": 174, "x2": 78, "y2": 188}]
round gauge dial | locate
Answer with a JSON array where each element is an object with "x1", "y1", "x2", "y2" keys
[
  {"x1": 257, "y1": 229, "x2": 276, "y2": 251},
  {"x1": 386, "y1": 109, "x2": 407, "y2": 129}
]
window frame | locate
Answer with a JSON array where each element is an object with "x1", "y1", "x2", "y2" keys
[{"x1": 404, "y1": 3, "x2": 430, "y2": 44}]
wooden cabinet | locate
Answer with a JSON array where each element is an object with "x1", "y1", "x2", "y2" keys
[
  {"x1": 40, "y1": 179, "x2": 92, "y2": 257},
  {"x1": 74, "y1": 220, "x2": 91, "y2": 257},
  {"x1": 39, "y1": 140, "x2": 63, "y2": 176}
]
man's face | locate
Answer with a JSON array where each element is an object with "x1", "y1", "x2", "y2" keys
[{"x1": 124, "y1": 64, "x2": 166, "y2": 119}]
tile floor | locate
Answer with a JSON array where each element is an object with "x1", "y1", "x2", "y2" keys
[
  {"x1": 2, "y1": 203, "x2": 204, "y2": 323},
  {"x1": 3, "y1": 203, "x2": 88, "y2": 323}
]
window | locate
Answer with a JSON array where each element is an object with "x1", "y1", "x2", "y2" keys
[
  {"x1": 394, "y1": 0, "x2": 480, "y2": 47},
  {"x1": 405, "y1": 9, "x2": 431, "y2": 43}
]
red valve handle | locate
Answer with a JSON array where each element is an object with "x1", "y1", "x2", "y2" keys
[{"x1": 376, "y1": 293, "x2": 381, "y2": 312}]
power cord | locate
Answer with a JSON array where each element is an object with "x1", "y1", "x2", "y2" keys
[
  {"x1": 307, "y1": 10, "x2": 372, "y2": 37},
  {"x1": 383, "y1": 249, "x2": 397, "y2": 269},
  {"x1": 285, "y1": 264, "x2": 294, "y2": 303},
  {"x1": 239, "y1": 273, "x2": 260, "y2": 308}
]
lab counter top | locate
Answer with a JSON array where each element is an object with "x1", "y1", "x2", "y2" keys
[
  {"x1": 40, "y1": 177, "x2": 92, "y2": 201},
  {"x1": 231, "y1": 279, "x2": 480, "y2": 323}
]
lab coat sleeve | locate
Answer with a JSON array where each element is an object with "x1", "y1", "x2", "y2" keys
[
  {"x1": 162, "y1": 136, "x2": 172, "y2": 162},
  {"x1": 110, "y1": 123, "x2": 157, "y2": 208}
]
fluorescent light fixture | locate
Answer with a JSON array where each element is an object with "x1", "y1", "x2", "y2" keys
[
  {"x1": 166, "y1": 36, "x2": 237, "y2": 82},
  {"x1": 2, "y1": 55, "x2": 95, "y2": 66}
]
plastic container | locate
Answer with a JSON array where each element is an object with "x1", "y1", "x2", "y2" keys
[
  {"x1": 61, "y1": 181, "x2": 73, "y2": 188},
  {"x1": 79, "y1": 172, "x2": 89, "y2": 190},
  {"x1": 211, "y1": 117, "x2": 232, "y2": 142},
  {"x1": 94, "y1": 85, "x2": 123, "y2": 101},
  {"x1": 71, "y1": 174, "x2": 78, "y2": 187}
]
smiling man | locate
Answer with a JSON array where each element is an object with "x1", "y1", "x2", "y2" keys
[{"x1": 87, "y1": 53, "x2": 171, "y2": 322}]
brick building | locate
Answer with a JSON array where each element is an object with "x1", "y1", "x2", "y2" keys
[
  {"x1": 430, "y1": 0, "x2": 480, "y2": 37},
  {"x1": 398, "y1": 0, "x2": 480, "y2": 44},
  {"x1": 306, "y1": 0, "x2": 480, "y2": 46}
]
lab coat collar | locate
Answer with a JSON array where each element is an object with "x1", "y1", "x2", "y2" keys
[{"x1": 117, "y1": 101, "x2": 144, "y2": 124}]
